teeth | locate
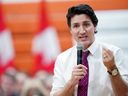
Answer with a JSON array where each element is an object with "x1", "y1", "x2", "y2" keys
[
  {"x1": 81, "y1": 36, "x2": 87, "y2": 38},
  {"x1": 79, "y1": 35, "x2": 88, "y2": 39}
]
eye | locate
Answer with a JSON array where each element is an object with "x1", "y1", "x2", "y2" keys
[
  {"x1": 73, "y1": 24, "x2": 79, "y2": 28},
  {"x1": 83, "y1": 23, "x2": 90, "y2": 27}
]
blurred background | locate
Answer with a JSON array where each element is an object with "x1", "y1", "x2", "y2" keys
[{"x1": 0, "y1": 0, "x2": 128, "y2": 96}]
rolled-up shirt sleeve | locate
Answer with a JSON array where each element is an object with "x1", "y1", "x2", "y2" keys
[{"x1": 115, "y1": 48, "x2": 128, "y2": 83}]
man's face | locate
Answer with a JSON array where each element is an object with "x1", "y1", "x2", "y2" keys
[{"x1": 70, "y1": 14, "x2": 96, "y2": 49}]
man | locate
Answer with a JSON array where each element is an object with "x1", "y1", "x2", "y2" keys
[
  {"x1": 50, "y1": 4, "x2": 128, "y2": 96},
  {"x1": 0, "y1": 70, "x2": 17, "y2": 96}
]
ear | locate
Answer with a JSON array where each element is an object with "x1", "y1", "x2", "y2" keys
[
  {"x1": 94, "y1": 26, "x2": 97, "y2": 33},
  {"x1": 94, "y1": 26, "x2": 97, "y2": 31}
]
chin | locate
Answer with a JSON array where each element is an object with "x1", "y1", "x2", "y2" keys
[{"x1": 80, "y1": 41, "x2": 91, "y2": 48}]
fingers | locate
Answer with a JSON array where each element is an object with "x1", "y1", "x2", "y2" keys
[
  {"x1": 102, "y1": 47, "x2": 113, "y2": 62},
  {"x1": 73, "y1": 68, "x2": 86, "y2": 76},
  {"x1": 103, "y1": 48, "x2": 112, "y2": 56},
  {"x1": 72, "y1": 64, "x2": 88, "y2": 80},
  {"x1": 76, "y1": 64, "x2": 87, "y2": 71},
  {"x1": 102, "y1": 47, "x2": 116, "y2": 70}
]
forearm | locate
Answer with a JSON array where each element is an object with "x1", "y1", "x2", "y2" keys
[
  {"x1": 53, "y1": 80, "x2": 75, "y2": 96},
  {"x1": 109, "y1": 73, "x2": 128, "y2": 96}
]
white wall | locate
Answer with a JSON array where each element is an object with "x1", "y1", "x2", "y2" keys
[
  {"x1": 96, "y1": 10, "x2": 128, "y2": 68},
  {"x1": 96, "y1": 10, "x2": 128, "y2": 51}
]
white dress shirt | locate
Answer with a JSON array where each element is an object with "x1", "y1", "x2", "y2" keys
[{"x1": 50, "y1": 40, "x2": 128, "y2": 96}]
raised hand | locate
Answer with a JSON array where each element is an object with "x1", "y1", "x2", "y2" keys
[{"x1": 102, "y1": 48, "x2": 116, "y2": 71}]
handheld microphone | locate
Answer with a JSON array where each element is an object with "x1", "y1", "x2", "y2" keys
[{"x1": 77, "y1": 43, "x2": 83, "y2": 65}]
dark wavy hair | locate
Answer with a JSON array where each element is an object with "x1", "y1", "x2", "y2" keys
[{"x1": 66, "y1": 4, "x2": 98, "y2": 33}]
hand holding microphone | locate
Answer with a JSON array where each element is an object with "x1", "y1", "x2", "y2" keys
[{"x1": 70, "y1": 43, "x2": 88, "y2": 85}]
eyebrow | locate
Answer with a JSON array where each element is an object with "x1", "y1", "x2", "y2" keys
[{"x1": 72, "y1": 20, "x2": 91, "y2": 24}]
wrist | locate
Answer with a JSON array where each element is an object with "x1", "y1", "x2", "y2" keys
[
  {"x1": 107, "y1": 67, "x2": 119, "y2": 76},
  {"x1": 68, "y1": 79, "x2": 76, "y2": 88},
  {"x1": 106, "y1": 64, "x2": 117, "y2": 72}
]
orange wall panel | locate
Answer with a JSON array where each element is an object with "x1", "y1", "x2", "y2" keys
[{"x1": 2, "y1": 3, "x2": 40, "y2": 33}]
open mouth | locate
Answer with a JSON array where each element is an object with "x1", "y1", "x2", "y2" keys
[{"x1": 79, "y1": 35, "x2": 88, "y2": 41}]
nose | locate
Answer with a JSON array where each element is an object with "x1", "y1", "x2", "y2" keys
[{"x1": 79, "y1": 26, "x2": 86, "y2": 34}]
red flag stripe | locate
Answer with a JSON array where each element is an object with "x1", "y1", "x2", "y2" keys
[{"x1": 0, "y1": 4, "x2": 5, "y2": 31}]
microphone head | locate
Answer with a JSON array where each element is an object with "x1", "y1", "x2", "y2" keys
[
  {"x1": 77, "y1": 43, "x2": 83, "y2": 64},
  {"x1": 77, "y1": 43, "x2": 83, "y2": 50}
]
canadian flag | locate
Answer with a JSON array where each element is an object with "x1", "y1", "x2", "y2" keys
[
  {"x1": 0, "y1": 4, "x2": 15, "y2": 75},
  {"x1": 32, "y1": 1, "x2": 60, "y2": 74}
]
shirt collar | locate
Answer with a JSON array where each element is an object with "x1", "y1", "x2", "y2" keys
[
  {"x1": 87, "y1": 40, "x2": 99, "y2": 55},
  {"x1": 75, "y1": 40, "x2": 99, "y2": 55}
]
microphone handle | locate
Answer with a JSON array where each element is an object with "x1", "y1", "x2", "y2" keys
[{"x1": 77, "y1": 49, "x2": 82, "y2": 65}]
